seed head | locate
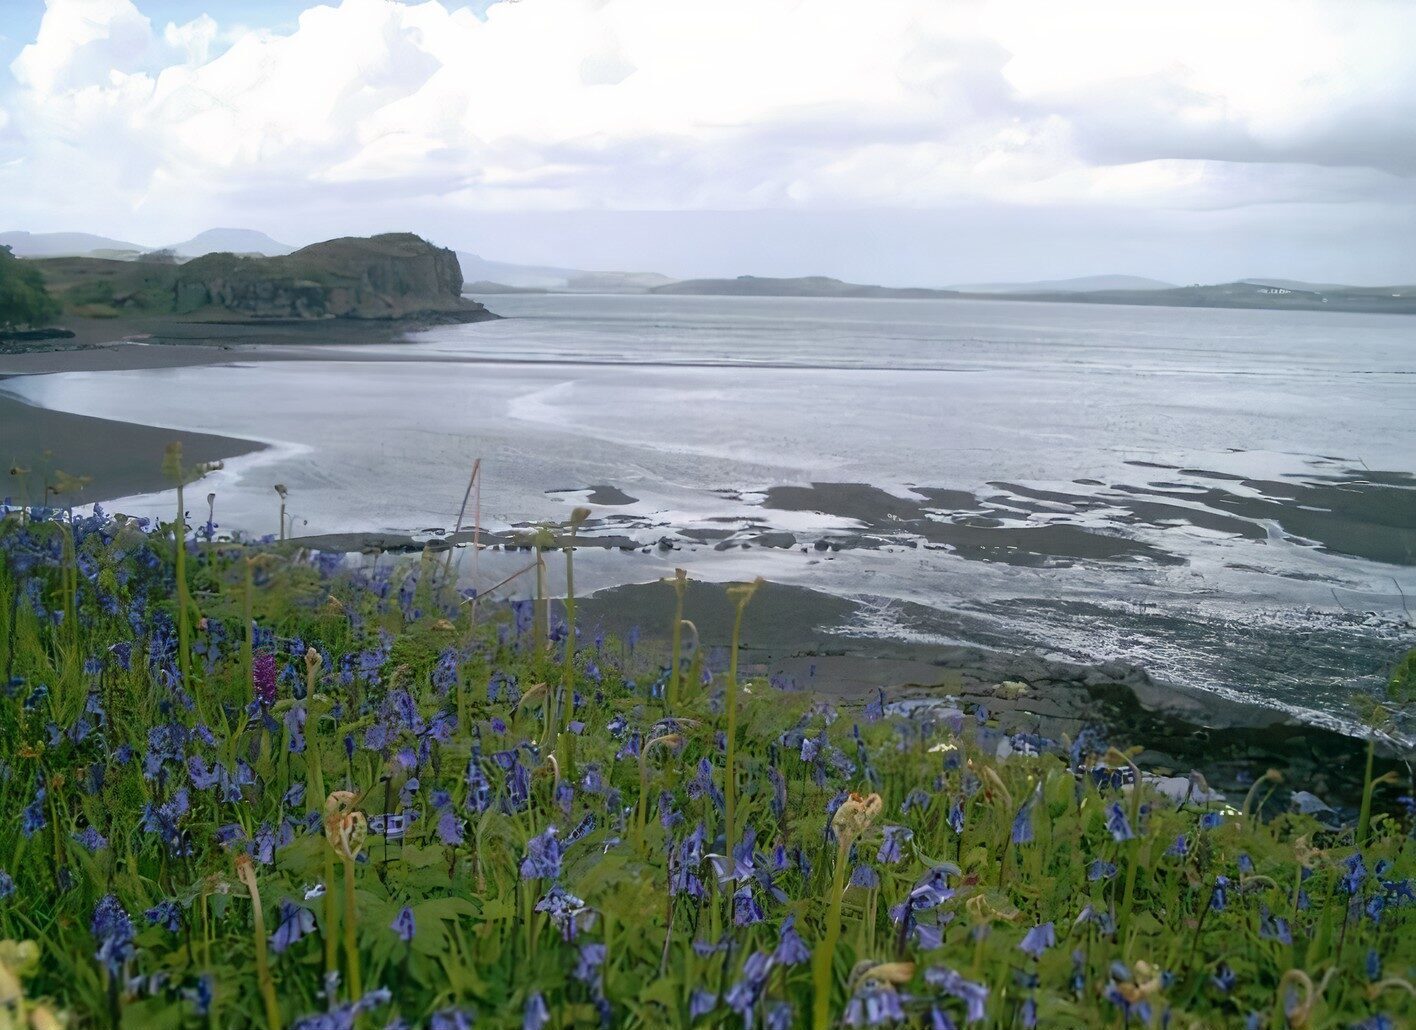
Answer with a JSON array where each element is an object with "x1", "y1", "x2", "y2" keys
[{"x1": 831, "y1": 791, "x2": 883, "y2": 849}]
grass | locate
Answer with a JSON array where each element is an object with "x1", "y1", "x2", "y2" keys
[{"x1": 0, "y1": 498, "x2": 1412, "y2": 1029}]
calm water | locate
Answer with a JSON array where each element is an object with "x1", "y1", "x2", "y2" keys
[{"x1": 6, "y1": 295, "x2": 1414, "y2": 729}]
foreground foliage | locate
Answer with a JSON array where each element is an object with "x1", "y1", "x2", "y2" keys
[{"x1": 0, "y1": 504, "x2": 1412, "y2": 1029}]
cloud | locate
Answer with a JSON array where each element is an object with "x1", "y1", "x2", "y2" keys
[{"x1": 1, "y1": 0, "x2": 1411, "y2": 244}]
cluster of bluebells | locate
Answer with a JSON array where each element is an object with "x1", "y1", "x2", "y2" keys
[{"x1": 0, "y1": 509, "x2": 1411, "y2": 1029}]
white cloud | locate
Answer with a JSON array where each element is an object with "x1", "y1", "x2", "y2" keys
[{"x1": 1, "y1": 0, "x2": 1411, "y2": 241}]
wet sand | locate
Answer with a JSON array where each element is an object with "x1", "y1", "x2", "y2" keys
[
  {"x1": 0, "y1": 391, "x2": 264, "y2": 507},
  {"x1": 0, "y1": 316, "x2": 472, "y2": 503}
]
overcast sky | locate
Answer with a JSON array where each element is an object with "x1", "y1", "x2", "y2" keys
[{"x1": 1, "y1": 0, "x2": 1413, "y2": 284}]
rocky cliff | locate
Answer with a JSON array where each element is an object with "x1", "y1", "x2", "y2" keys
[{"x1": 170, "y1": 233, "x2": 494, "y2": 322}]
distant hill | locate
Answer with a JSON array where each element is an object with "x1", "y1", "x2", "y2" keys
[
  {"x1": 1, "y1": 230, "x2": 146, "y2": 258},
  {"x1": 991, "y1": 280, "x2": 1416, "y2": 314},
  {"x1": 1236, "y1": 278, "x2": 1415, "y2": 293},
  {"x1": 651, "y1": 275, "x2": 961, "y2": 299},
  {"x1": 457, "y1": 251, "x2": 675, "y2": 293},
  {"x1": 165, "y1": 228, "x2": 294, "y2": 258},
  {"x1": 946, "y1": 275, "x2": 1176, "y2": 293},
  {"x1": 3, "y1": 227, "x2": 296, "y2": 261},
  {"x1": 648, "y1": 273, "x2": 1416, "y2": 314},
  {"x1": 32, "y1": 233, "x2": 496, "y2": 323}
]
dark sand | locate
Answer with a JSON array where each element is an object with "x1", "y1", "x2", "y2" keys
[
  {"x1": 577, "y1": 578, "x2": 1397, "y2": 805},
  {"x1": 762, "y1": 481, "x2": 1181, "y2": 566},
  {"x1": 0, "y1": 392, "x2": 263, "y2": 507}
]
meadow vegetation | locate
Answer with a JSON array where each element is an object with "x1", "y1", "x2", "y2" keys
[{"x1": 0, "y1": 456, "x2": 1412, "y2": 1028}]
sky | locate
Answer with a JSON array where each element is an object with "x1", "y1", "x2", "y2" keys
[{"x1": 1, "y1": 0, "x2": 1413, "y2": 285}]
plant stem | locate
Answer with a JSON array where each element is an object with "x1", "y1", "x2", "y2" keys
[
  {"x1": 668, "y1": 571, "x2": 686, "y2": 709},
  {"x1": 812, "y1": 838, "x2": 849, "y2": 1030},
  {"x1": 245, "y1": 870, "x2": 282, "y2": 1029},
  {"x1": 343, "y1": 857, "x2": 361, "y2": 999}
]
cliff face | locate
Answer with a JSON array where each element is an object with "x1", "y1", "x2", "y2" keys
[{"x1": 172, "y1": 234, "x2": 494, "y2": 322}]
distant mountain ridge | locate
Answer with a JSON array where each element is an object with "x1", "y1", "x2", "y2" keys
[
  {"x1": 946, "y1": 274, "x2": 1176, "y2": 293},
  {"x1": 3, "y1": 227, "x2": 293, "y2": 260},
  {"x1": 1, "y1": 230, "x2": 146, "y2": 258},
  {"x1": 164, "y1": 228, "x2": 293, "y2": 257},
  {"x1": 649, "y1": 274, "x2": 1416, "y2": 314},
  {"x1": 651, "y1": 275, "x2": 960, "y2": 299}
]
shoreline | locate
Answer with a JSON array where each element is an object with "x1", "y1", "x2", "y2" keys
[
  {"x1": 2, "y1": 315, "x2": 1408, "y2": 781},
  {"x1": 573, "y1": 578, "x2": 1402, "y2": 804}
]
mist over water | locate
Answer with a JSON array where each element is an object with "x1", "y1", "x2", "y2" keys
[{"x1": 5, "y1": 294, "x2": 1413, "y2": 730}]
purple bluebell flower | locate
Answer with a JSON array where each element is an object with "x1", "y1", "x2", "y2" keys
[
  {"x1": 185, "y1": 973, "x2": 213, "y2": 1016},
  {"x1": 21, "y1": 782, "x2": 46, "y2": 838},
  {"x1": 925, "y1": 967, "x2": 987, "y2": 1024},
  {"x1": 437, "y1": 808, "x2": 465, "y2": 846},
  {"x1": 689, "y1": 990, "x2": 718, "y2": 1018},
  {"x1": 877, "y1": 825, "x2": 911, "y2": 864},
  {"x1": 0, "y1": 871, "x2": 13, "y2": 900},
  {"x1": 523, "y1": 992, "x2": 550, "y2": 1030},
  {"x1": 574, "y1": 942, "x2": 606, "y2": 984},
  {"x1": 270, "y1": 900, "x2": 316, "y2": 954},
  {"x1": 1258, "y1": 905, "x2": 1291, "y2": 945},
  {"x1": 901, "y1": 788, "x2": 930, "y2": 814},
  {"x1": 392, "y1": 905, "x2": 416, "y2": 943},
  {"x1": 534, "y1": 885, "x2": 588, "y2": 940},
  {"x1": 145, "y1": 899, "x2": 182, "y2": 933},
  {"x1": 1088, "y1": 859, "x2": 1116, "y2": 881},
  {"x1": 947, "y1": 799, "x2": 965, "y2": 834},
  {"x1": 1011, "y1": 786, "x2": 1040, "y2": 845},
  {"x1": 1018, "y1": 922, "x2": 1056, "y2": 959},
  {"x1": 687, "y1": 758, "x2": 724, "y2": 810},
  {"x1": 733, "y1": 883, "x2": 765, "y2": 926},
  {"x1": 844, "y1": 984, "x2": 905, "y2": 1026},
  {"x1": 1342, "y1": 853, "x2": 1367, "y2": 895},
  {"x1": 724, "y1": 951, "x2": 774, "y2": 1022},
  {"x1": 892, "y1": 866, "x2": 956, "y2": 923},
  {"x1": 1211, "y1": 876, "x2": 1231, "y2": 912},
  {"x1": 1104, "y1": 981, "x2": 1150, "y2": 1024},
  {"x1": 74, "y1": 826, "x2": 108, "y2": 852},
  {"x1": 92, "y1": 894, "x2": 135, "y2": 976},
  {"x1": 1105, "y1": 803, "x2": 1134, "y2": 842},
  {"x1": 521, "y1": 826, "x2": 563, "y2": 880},
  {"x1": 851, "y1": 864, "x2": 881, "y2": 889},
  {"x1": 773, "y1": 914, "x2": 810, "y2": 965}
]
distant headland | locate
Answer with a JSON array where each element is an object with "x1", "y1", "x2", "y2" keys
[{"x1": 2, "y1": 233, "x2": 495, "y2": 335}]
